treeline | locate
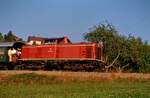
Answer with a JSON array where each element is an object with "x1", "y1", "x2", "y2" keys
[
  {"x1": 0, "y1": 30, "x2": 22, "y2": 42},
  {"x1": 84, "y1": 22, "x2": 150, "y2": 73}
]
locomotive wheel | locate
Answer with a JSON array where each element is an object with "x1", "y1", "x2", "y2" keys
[
  {"x1": 14, "y1": 64, "x2": 26, "y2": 70},
  {"x1": 44, "y1": 62, "x2": 61, "y2": 71},
  {"x1": 13, "y1": 60, "x2": 104, "y2": 72},
  {"x1": 62, "y1": 60, "x2": 102, "y2": 72}
]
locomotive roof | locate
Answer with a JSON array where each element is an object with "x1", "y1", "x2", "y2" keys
[{"x1": 24, "y1": 42, "x2": 103, "y2": 47}]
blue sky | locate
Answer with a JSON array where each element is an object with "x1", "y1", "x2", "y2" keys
[{"x1": 0, "y1": 0, "x2": 150, "y2": 42}]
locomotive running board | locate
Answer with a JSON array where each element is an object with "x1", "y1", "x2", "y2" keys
[{"x1": 18, "y1": 58, "x2": 105, "y2": 63}]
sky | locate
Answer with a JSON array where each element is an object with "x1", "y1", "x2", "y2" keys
[{"x1": 0, "y1": 0, "x2": 150, "y2": 42}]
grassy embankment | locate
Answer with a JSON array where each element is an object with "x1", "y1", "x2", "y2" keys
[{"x1": 0, "y1": 71, "x2": 150, "y2": 98}]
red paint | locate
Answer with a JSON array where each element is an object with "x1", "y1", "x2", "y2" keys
[{"x1": 21, "y1": 43, "x2": 104, "y2": 61}]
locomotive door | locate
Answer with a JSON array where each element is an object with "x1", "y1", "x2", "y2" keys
[{"x1": 80, "y1": 46, "x2": 86, "y2": 59}]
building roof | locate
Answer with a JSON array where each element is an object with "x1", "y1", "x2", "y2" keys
[
  {"x1": 0, "y1": 42, "x2": 15, "y2": 47},
  {"x1": 28, "y1": 36, "x2": 44, "y2": 42},
  {"x1": 44, "y1": 36, "x2": 71, "y2": 42},
  {"x1": 28, "y1": 36, "x2": 71, "y2": 43},
  {"x1": 0, "y1": 42, "x2": 25, "y2": 47}
]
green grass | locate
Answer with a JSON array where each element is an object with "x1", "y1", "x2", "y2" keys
[{"x1": 0, "y1": 73, "x2": 150, "y2": 98}]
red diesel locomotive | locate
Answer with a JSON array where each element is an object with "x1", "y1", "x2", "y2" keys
[
  {"x1": 18, "y1": 43, "x2": 105, "y2": 71},
  {"x1": 0, "y1": 37, "x2": 105, "y2": 71},
  {"x1": 21, "y1": 43, "x2": 104, "y2": 61}
]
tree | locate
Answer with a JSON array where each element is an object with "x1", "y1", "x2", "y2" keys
[
  {"x1": 0, "y1": 32, "x2": 4, "y2": 41},
  {"x1": 84, "y1": 22, "x2": 126, "y2": 72},
  {"x1": 4, "y1": 30, "x2": 16, "y2": 42},
  {"x1": 84, "y1": 22, "x2": 150, "y2": 72}
]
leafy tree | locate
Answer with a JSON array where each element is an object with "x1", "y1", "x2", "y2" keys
[
  {"x1": 84, "y1": 22, "x2": 150, "y2": 72},
  {"x1": 0, "y1": 32, "x2": 4, "y2": 41},
  {"x1": 4, "y1": 30, "x2": 16, "y2": 42},
  {"x1": 84, "y1": 22, "x2": 125, "y2": 72}
]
